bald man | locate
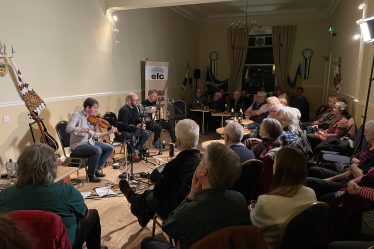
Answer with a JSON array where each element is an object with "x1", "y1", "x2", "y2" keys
[{"x1": 117, "y1": 93, "x2": 149, "y2": 155}]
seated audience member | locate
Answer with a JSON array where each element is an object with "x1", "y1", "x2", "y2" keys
[
  {"x1": 0, "y1": 214, "x2": 31, "y2": 249},
  {"x1": 141, "y1": 142, "x2": 250, "y2": 249},
  {"x1": 306, "y1": 120, "x2": 374, "y2": 201},
  {"x1": 210, "y1": 91, "x2": 225, "y2": 112},
  {"x1": 310, "y1": 96, "x2": 337, "y2": 127},
  {"x1": 229, "y1": 91, "x2": 244, "y2": 113},
  {"x1": 190, "y1": 88, "x2": 206, "y2": 109},
  {"x1": 290, "y1": 87, "x2": 310, "y2": 122},
  {"x1": 277, "y1": 106, "x2": 302, "y2": 146},
  {"x1": 240, "y1": 90, "x2": 251, "y2": 109},
  {"x1": 245, "y1": 91, "x2": 269, "y2": 124},
  {"x1": 316, "y1": 168, "x2": 374, "y2": 247},
  {"x1": 250, "y1": 147, "x2": 317, "y2": 249},
  {"x1": 266, "y1": 96, "x2": 281, "y2": 112},
  {"x1": 223, "y1": 122, "x2": 255, "y2": 162},
  {"x1": 274, "y1": 85, "x2": 283, "y2": 97},
  {"x1": 246, "y1": 118, "x2": 283, "y2": 194},
  {"x1": 119, "y1": 119, "x2": 201, "y2": 227},
  {"x1": 0, "y1": 144, "x2": 106, "y2": 249},
  {"x1": 307, "y1": 101, "x2": 349, "y2": 149},
  {"x1": 268, "y1": 103, "x2": 284, "y2": 119},
  {"x1": 117, "y1": 92, "x2": 149, "y2": 154},
  {"x1": 66, "y1": 97, "x2": 115, "y2": 182},
  {"x1": 142, "y1": 89, "x2": 176, "y2": 148}
]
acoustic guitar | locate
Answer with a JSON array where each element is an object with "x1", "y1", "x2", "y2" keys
[{"x1": 29, "y1": 111, "x2": 59, "y2": 151}]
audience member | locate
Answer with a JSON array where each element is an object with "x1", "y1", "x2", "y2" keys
[
  {"x1": 274, "y1": 85, "x2": 283, "y2": 97},
  {"x1": 307, "y1": 101, "x2": 349, "y2": 149},
  {"x1": 278, "y1": 93, "x2": 288, "y2": 105},
  {"x1": 210, "y1": 91, "x2": 225, "y2": 112},
  {"x1": 306, "y1": 120, "x2": 374, "y2": 201},
  {"x1": 119, "y1": 119, "x2": 201, "y2": 227},
  {"x1": 250, "y1": 147, "x2": 317, "y2": 249},
  {"x1": 244, "y1": 91, "x2": 269, "y2": 124},
  {"x1": 290, "y1": 87, "x2": 310, "y2": 122},
  {"x1": 223, "y1": 122, "x2": 255, "y2": 162},
  {"x1": 141, "y1": 142, "x2": 250, "y2": 249},
  {"x1": 246, "y1": 118, "x2": 283, "y2": 194},
  {"x1": 0, "y1": 144, "x2": 106, "y2": 249},
  {"x1": 311, "y1": 96, "x2": 337, "y2": 127},
  {"x1": 66, "y1": 97, "x2": 115, "y2": 182},
  {"x1": 190, "y1": 88, "x2": 206, "y2": 109},
  {"x1": 277, "y1": 106, "x2": 302, "y2": 145},
  {"x1": 229, "y1": 91, "x2": 244, "y2": 113},
  {"x1": 268, "y1": 103, "x2": 284, "y2": 119}
]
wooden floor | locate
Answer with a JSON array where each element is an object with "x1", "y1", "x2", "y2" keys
[{"x1": 72, "y1": 131, "x2": 220, "y2": 249}]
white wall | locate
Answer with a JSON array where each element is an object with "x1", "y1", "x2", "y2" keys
[
  {"x1": 0, "y1": 1, "x2": 199, "y2": 161},
  {"x1": 113, "y1": 7, "x2": 199, "y2": 98}
]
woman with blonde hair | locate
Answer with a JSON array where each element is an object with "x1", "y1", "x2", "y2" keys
[{"x1": 250, "y1": 147, "x2": 317, "y2": 249}]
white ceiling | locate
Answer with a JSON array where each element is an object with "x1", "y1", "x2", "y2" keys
[{"x1": 105, "y1": 0, "x2": 341, "y2": 24}]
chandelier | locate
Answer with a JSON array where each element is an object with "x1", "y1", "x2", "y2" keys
[{"x1": 230, "y1": 0, "x2": 262, "y2": 31}]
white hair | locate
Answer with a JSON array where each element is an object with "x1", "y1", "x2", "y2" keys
[
  {"x1": 278, "y1": 106, "x2": 301, "y2": 131},
  {"x1": 224, "y1": 122, "x2": 244, "y2": 142},
  {"x1": 366, "y1": 120, "x2": 374, "y2": 135},
  {"x1": 335, "y1": 101, "x2": 348, "y2": 111},
  {"x1": 175, "y1": 119, "x2": 199, "y2": 149}
]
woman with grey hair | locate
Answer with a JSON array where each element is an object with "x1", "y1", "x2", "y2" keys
[
  {"x1": 0, "y1": 143, "x2": 107, "y2": 249},
  {"x1": 276, "y1": 106, "x2": 302, "y2": 146}
]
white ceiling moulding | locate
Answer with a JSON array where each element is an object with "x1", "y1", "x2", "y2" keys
[{"x1": 105, "y1": 0, "x2": 236, "y2": 15}]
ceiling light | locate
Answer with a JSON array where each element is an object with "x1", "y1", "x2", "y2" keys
[
  {"x1": 353, "y1": 34, "x2": 361, "y2": 40},
  {"x1": 358, "y1": 17, "x2": 374, "y2": 43},
  {"x1": 358, "y1": 3, "x2": 366, "y2": 10},
  {"x1": 112, "y1": 15, "x2": 118, "y2": 22}
]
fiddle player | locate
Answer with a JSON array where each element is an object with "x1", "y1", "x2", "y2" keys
[
  {"x1": 142, "y1": 89, "x2": 176, "y2": 148},
  {"x1": 66, "y1": 97, "x2": 116, "y2": 183}
]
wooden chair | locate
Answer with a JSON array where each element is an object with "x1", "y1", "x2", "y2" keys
[{"x1": 279, "y1": 201, "x2": 329, "y2": 249}]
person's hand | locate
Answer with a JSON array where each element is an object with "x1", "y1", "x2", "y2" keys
[
  {"x1": 187, "y1": 171, "x2": 201, "y2": 200},
  {"x1": 347, "y1": 180, "x2": 360, "y2": 195},
  {"x1": 149, "y1": 106, "x2": 157, "y2": 114},
  {"x1": 109, "y1": 127, "x2": 117, "y2": 134},
  {"x1": 312, "y1": 124, "x2": 319, "y2": 129},
  {"x1": 324, "y1": 177, "x2": 333, "y2": 181},
  {"x1": 136, "y1": 123, "x2": 146, "y2": 129},
  {"x1": 88, "y1": 129, "x2": 95, "y2": 138},
  {"x1": 351, "y1": 158, "x2": 360, "y2": 164}
]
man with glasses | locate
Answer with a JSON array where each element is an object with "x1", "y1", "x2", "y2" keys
[{"x1": 117, "y1": 93, "x2": 149, "y2": 158}]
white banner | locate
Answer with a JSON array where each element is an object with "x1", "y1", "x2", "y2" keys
[{"x1": 145, "y1": 62, "x2": 169, "y2": 81}]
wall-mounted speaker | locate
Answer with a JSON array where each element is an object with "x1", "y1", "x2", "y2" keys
[{"x1": 194, "y1": 69, "x2": 201, "y2": 79}]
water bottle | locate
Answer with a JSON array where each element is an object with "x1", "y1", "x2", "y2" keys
[
  {"x1": 224, "y1": 104, "x2": 228, "y2": 113},
  {"x1": 169, "y1": 143, "x2": 175, "y2": 157}
]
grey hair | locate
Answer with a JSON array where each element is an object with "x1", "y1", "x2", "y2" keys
[
  {"x1": 126, "y1": 92, "x2": 136, "y2": 102},
  {"x1": 16, "y1": 143, "x2": 57, "y2": 186},
  {"x1": 278, "y1": 106, "x2": 301, "y2": 131},
  {"x1": 335, "y1": 101, "x2": 348, "y2": 111},
  {"x1": 205, "y1": 142, "x2": 241, "y2": 189},
  {"x1": 175, "y1": 119, "x2": 199, "y2": 149},
  {"x1": 224, "y1": 122, "x2": 243, "y2": 142},
  {"x1": 267, "y1": 96, "x2": 281, "y2": 106},
  {"x1": 261, "y1": 118, "x2": 283, "y2": 140}
]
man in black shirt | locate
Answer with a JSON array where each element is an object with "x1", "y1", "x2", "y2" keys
[
  {"x1": 117, "y1": 93, "x2": 149, "y2": 152},
  {"x1": 229, "y1": 91, "x2": 244, "y2": 113},
  {"x1": 142, "y1": 89, "x2": 176, "y2": 148},
  {"x1": 119, "y1": 119, "x2": 201, "y2": 227}
]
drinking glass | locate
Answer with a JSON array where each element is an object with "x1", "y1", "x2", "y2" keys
[{"x1": 5, "y1": 162, "x2": 17, "y2": 185}]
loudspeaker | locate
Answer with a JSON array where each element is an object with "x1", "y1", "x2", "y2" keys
[{"x1": 194, "y1": 69, "x2": 201, "y2": 80}]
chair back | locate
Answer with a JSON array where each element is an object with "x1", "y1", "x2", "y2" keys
[
  {"x1": 8, "y1": 210, "x2": 72, "y2": 249},
  {"x1": 190, "y1": 225, "x2": 267, "y2": 249},
  {"x1": 55, "y1": 121, "x2": 70, "y2": 157},
  {"x1": 279, "y1": 201, "x2": 329, "y2": 249},
  {"x1": 231, "y1": 159, "x2": 263, "y2": 204},
  {"x1": 103, "y1": 111, "x2": 118, "y2": 127}
]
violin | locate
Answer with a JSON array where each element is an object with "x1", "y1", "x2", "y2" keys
[{"x1": 87, "y1": 115, "x2": 112, "y2": 129}]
